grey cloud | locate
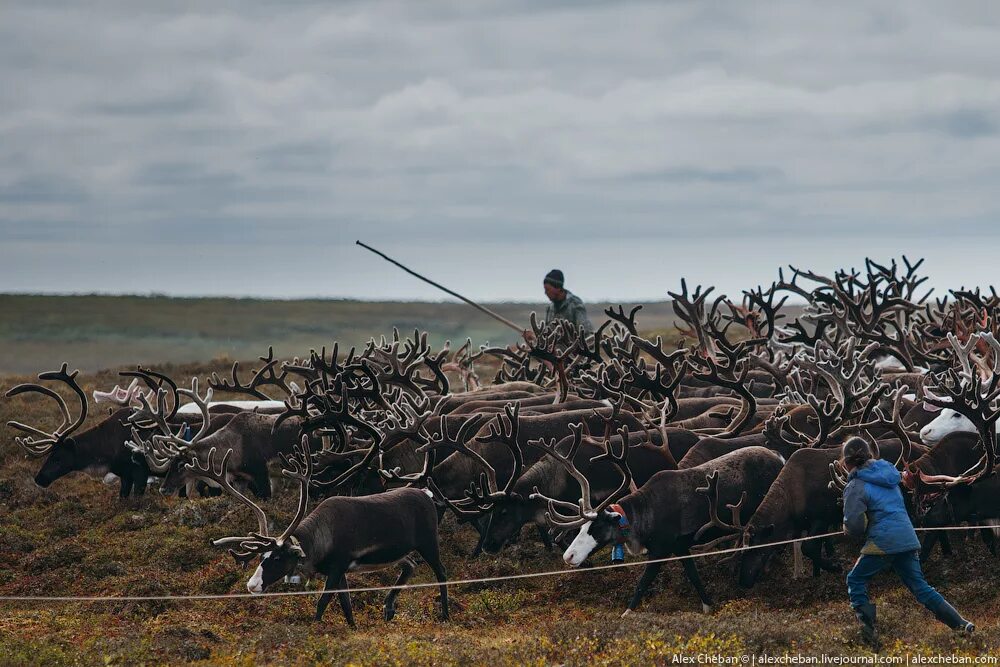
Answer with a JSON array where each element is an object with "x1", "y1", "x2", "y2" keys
[
  {"x1": 923, "y1": 109, "x2": 998, "y2": 139},
  {"x1": 2, "y1": 1, "x2": 1000, "y2": 299},
  {"x1": 1, "y1": 175, "x2": 89, "y2": 205}
]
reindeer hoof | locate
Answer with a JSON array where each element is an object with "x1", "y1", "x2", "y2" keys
[
  {"x1": 384, "y1": 607, "x2": 396, "y2": 622},
  {"x1": 702, "y1": 603, "x2": 713, "y2": 614},
  {"x1": 620, "y1": 609, "x2": 632, "y2": 618}
]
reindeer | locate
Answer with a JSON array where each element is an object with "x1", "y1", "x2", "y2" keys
[
  {"x1": 536, "y1": 445, "x2": 785, "y2": 614},
  {"x1": 427, "y1": 404, "x2": 645, "y2": 507},
  {"x1": 205, "y1": 437, "x2": 449, "y2": 626},
  {"x1": 127, "y1": 378, "x2": 310, "y2": 499},
  {"x1": 5, "y1": 364, "x2": 228, "y2": 497},
  {"x1": 478, "y1": 424, "x2": 677, "y2": 554}
]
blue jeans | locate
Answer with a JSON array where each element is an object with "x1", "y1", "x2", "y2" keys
[{"x1": 847, "y1": 550, "x2": 944, "y2": 610}]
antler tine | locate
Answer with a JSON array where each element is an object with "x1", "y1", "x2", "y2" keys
[
  {"x1": 484, "y1": 402, "x2": 523, "y2": 497},
  {"x1": 946, "y1": 332, "x2": 979, "y2": 380},
  {"x1": 741, "y1": 283, "x2": 789, "y2": 340},
  {"x1": 425, "y1": 477, "x2": 496, "y2": 518},
  {"x1": 692, "y1": 470, "x2": 748, "y2": 555},
  {"x1": 308, "y1": 414, "x2": 386, "y2": 491},
  {"x1": 400, "y1": 329, "x2": 430, "y2": 367},
  {"x1": 195, "y1": 447, "x2": 271, "y2": 538},
  {"x1": 370, "y1": 340, "x2": 426, "y2": 396},
  {"x1": 978, "y1": 332, "x2": 1000, "y2": 376},
  {"x1": 828, "y1": 460, "x2": 850, "y2": 492},
  {"x1": 175, "y1": 377, "x2": 214, "y2": 445},
  {"x1": 210, "y1": 347, "x2": 294, "y2": 399},
  {"x1": 416, "y1": 342, "x2": 451, "y2": 395},
  {"x1": 127, "y1": 387, "x2": 176, "y2": 436},
  {"x1": 277, "y1": 435, "x2": 313, "y2": 543},
  {"x1": 668, "y1": 279, "x2": 717, "y2": 357},
  {"x1": 527, "y1": 423, "x2": 599, "y2": 525},
  {"x1": 135, "y1": 379, "x2": 211, "y2": 456},
  {"x1": 125, "y1": 425, "x2": 176, "y2": 474},
  {"x1": 93, "y1": 377, "x2": 150, "y2": 408},
  {"x1": 458, "y1": 401, "x2": 524, "y2": 503},
  {"x1": 604, "y1": 304, "x2": 643, "y2": 336},
  {"x1": 591, "y1": 392, "x2": 627, "y2": 440},
  {"x1": 6, "y1": 427, "x2": 58, "y2": 457},
  {"x1": 417, "y1": 414, "x2": 502, "y2": 500},
  {"x1": 528, "y1": 424, "x2": 591, "y2": 530},
  {"x1": 120, "y1": 367, "x2": 180, "y2": 420},
  {"x1": 688, "y1": 352, "x2": 757, "y2": 437},
  {"x1": 35, "y1": 362, "x2": 89, "y2": 438},
  {"x1": 846, "y1": 383, "x2": 904, "y2": 463},
  {"x1": 530, "y1": 484, "x2": 594, "y2": 529},
  {"x1": 380, "y1": 393, "x2": 433, "y2": 450},
  {"x1": 5, "y1": 373, "x2": 81, "y2": 456},
  {"x1": 773, "y1": 266, "x2": 816, "y2": 301},
  {"x1": 586, "y1": 424, "x2": 634, "y2": 514}
]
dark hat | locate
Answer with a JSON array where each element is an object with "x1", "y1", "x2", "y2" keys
[{"x1": 544, "y1": 269, "x2": 565, "y2": 288}]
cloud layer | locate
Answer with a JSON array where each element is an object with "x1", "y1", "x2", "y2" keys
[{"x1": 2, "y1": 1, "x2": 1000, "y2": 300}]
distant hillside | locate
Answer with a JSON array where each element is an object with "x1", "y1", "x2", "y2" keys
[{"x1": 0, "y1": 294, "x2": 686, "y2": 375}]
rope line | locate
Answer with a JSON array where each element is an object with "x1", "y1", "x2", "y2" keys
[{"x1": 0, "y1": 524, "x2": 993, "y2": 603}]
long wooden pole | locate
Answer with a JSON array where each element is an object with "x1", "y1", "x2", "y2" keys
[{"x1": 355, "y1": 240, "x2": 525, "y2": 334}]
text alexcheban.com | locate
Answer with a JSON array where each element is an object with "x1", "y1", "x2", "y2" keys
[{"x1": 669, "y1": 654, "x2": 998, "y2": 666}]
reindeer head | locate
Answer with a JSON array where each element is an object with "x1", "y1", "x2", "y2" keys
[
  {"x1": 208, "y1": 437, "x2": 314, "y2": 594},
  {"x1": 528, "y1": 422, "x2": 633, "y2": 567},
  {"x1": 5, "y1": 363, "x2": 91, "y2": 485}
]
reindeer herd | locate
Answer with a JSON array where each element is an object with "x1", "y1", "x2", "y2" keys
[{"x1": 6, "y1": 257, "x2": 1000, "y2": 627}]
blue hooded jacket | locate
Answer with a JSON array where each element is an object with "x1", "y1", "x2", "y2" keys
[{"x1": 842, "y1": 458, "x2": 920, "y2": 555}]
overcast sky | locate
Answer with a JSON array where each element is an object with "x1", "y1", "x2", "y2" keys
[{"x1": 2, "y1": 1, "x2": 1000, "y2": 302}]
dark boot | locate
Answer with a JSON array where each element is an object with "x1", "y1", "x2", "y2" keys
[
  {"x1": 853, "y1": 603, "x2": 880, "y2": 650},
  {"x1": 931, "y1": 599, "x2": 975, "y2": 633}
]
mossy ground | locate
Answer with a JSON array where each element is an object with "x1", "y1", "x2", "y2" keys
[{"x1": 1, "y1": 361, "x2": 997, "y2": 666}]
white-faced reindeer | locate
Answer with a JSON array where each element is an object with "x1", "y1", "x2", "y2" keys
[
  {"x1": 204, "y1": 435, "x2": 449, "y2": 626},
  {"x1": 535, "y1": 444, "x2": 785, "y2": 614}
]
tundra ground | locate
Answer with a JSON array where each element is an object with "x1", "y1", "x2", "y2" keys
[{"x1": 0, "y1": 349, "x2": 996, "y2": 665}]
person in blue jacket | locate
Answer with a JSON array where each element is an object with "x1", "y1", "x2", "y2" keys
[{"x1": 841, "y1": 437, "x2": 974, "y2": 648}]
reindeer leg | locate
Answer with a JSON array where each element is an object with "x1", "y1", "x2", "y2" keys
[
  {"x1": 939, "y1": 531, "x2": 953, "y2": 557},
  {"x1": 132, "y1": 467, "x2": 147, "y2": 497},
  {"x1": 315, "y1": 569, "x2": 347, "y2": 623},
  {"x1": 678, "y1": 550, "x2": 714, "y2": 613},
  {"x1": 119, "y1": 474, "x2": 134, "y2": 499},
  {"x1": 800, "y1": 538, "x2": 821, "y2": 577},
  {"x1": 335, "y1": 573, "x2": 355, "y2": 627},
  {"x1": 804, "y1": 523, "x2": 840, "y2": 575},
  {"x1": 626, "y1": 560, "x2": 664, "y2": 612},
  {"x1": 384, "y1": 559, "x2": 415, "y2": 621},
  {"x1": 979, "y1": 528, "x2": 996, "y2": 556},
  {"x1": 822, "y1": 537, "x2": 837, "y2": 558},
  {"x1": 418, "y1": 545, "x2": 450, "y2": 621}
]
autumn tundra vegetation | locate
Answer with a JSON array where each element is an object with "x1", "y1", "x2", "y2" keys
[{"x1": 2, "y1": 257, "x2": 999, "y2": 664}]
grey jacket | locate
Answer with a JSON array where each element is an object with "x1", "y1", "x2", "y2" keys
[{"x1": 544, "y1": 290, "x2": 593, "y2": 334}]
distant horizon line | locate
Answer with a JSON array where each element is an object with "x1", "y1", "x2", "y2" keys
[{"x1": 0, "y1": 290, "x2": 678, "y2": 305}]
